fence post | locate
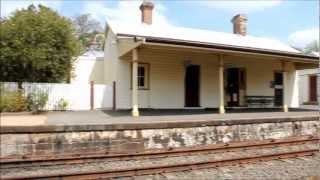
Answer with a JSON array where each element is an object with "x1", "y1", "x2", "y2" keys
[
  {"x1": 90, "y1": 81, "x2": 94, "y2": 110},
  {"x1": 113, "y1": 81, "x2": 116, "y2": 110}
]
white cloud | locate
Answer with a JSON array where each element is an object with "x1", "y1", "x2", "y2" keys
[
  {"x1": 288, "y1": 28, "x2": 319, "y2": 49},
  {"x1": 82, "y1": 1, "x2": 171, "y2": 27},
  {"x1": 201, "y1": 0, "x2": 282, "y2": 13},
  {"x1": 1, "y1": 0, "x2": 62, "y2": 17}
]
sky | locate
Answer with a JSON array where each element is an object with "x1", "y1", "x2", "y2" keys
[{"x1": 1, "y1": 0, "x2": 319, "y2": 49}]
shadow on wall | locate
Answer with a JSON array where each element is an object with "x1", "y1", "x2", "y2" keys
[
  {"x1": 89, "y1": 58, "x2": 104, "y2": 84},
  {"x1": 71, "y1": 53, "x2": 114, "y2": 110},
  {"x1": 71, "y1": 52, "x2": 104, "y2": 84},
  {"x1": 101, "y1": 83, "x2": 113, "y2": 110},
  {"x1": 91, "y1": 58, "x2": 113, "y2": 110}
]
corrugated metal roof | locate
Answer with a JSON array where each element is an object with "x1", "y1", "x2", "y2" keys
[{"x1": 108, "y1": 20, "x2": 303, "y2": 55}]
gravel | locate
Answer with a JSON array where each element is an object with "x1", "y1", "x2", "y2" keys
[
  {"x1": 1, "y1": 143, "x2": 319, "y2": 179},
  {"x1": 141, "y1": 154, "x2": 320, "y2": 180}
]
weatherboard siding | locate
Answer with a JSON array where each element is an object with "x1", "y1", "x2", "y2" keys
[
  {"x1": 114, "y1": 47, "x2": 298, "y2": 109},
  {"x1": 298, "y1": 69, "x2": 319, "y2": 104},
  {"x1": 72, "y1": 59, "x2": 104, "y2": 84},
  {"x1": 104, "y1": 30, "x2": 118, "y2": 85}
]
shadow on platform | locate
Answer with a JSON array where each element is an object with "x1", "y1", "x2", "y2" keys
[{"x1": 102, "y1": 107, "x2": 317, "y2": 117}]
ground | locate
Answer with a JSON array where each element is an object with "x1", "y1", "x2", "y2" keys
[
  {"x1": 2, "y1": 144, "x2": 319, "y2": 179},
  {"x1": 137, "y1": 154, "x2": 320, "y2": 180}
]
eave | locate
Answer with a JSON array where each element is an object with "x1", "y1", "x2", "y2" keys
[{"x1": 117, "y1": 33, "x2": 319, "y2": 64}]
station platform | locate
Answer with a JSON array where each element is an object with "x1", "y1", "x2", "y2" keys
[
  {"x1": 1, "y1": 108, "x2": 319, "y2": 133},
  {"x1": 1, "y1": 108, "x2": 319, "y2": 160}
]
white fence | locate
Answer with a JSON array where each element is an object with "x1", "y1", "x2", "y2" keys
[{"x1": 2, "y1": 82, "x2": 113, "y2": 110}]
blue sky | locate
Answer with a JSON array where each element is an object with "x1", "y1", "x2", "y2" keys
[{"x1": 2, "y1": 0, "x2": 319, "y2": 49}]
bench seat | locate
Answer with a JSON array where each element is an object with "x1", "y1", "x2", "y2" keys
[{"x1": 245, "y1": 96, "x2": 274, "y2": 107}]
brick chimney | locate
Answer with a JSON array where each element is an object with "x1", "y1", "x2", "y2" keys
[
  {"x1": 231, "y1": 14, "x2": 247, "y2": 36},
  {"x1": 140, "y1": 1, "x2": 154, "y2": 25}
]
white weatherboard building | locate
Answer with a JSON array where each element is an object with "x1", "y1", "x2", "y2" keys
[
  {"x1": 71, "y1": 50, "x2": 105, "y2": 84},
  {"x1": 3, "y1": 50, "x2": 111, "y2": 111},
  {"x1": 101, "y1": 2, "x2": 318, "y2": 116},
  {"x1": 298, "y1": 52, "x2": 319, "y2": 105},
  {"x1": 11, "y1": 2, "x2": 316, "y2": 113},
  {"x1": 299, "y1": 68, "x2": 319, "y2": 105}
]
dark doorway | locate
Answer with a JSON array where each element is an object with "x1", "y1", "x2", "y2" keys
[
  {"x1": 309, "y1": 75, "x2": 317, "y2": 102},
  {"x1": 185, "y1": 65, "x2": 200, "y2": 107},
  {"x1": 227, "y1": 68, "x2": 240, "y2": 107},
  {"x1": 274, "y1": 72, "x2": 283, "y2": 106}
]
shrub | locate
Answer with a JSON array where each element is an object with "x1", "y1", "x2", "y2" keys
[
  {"x1": 57, "y1": 98, "x2": 68, "y2": 111},
  {"x1": 0, "y1": 90, "x2": 28, "y2": 112},
  {"x1": 27, "y1": 91, "x2": 48, "y2": 113}
]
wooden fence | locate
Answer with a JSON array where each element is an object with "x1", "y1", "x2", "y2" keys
[{"x1": 1, "y1": 82, "x2": 113, "y2": 110}]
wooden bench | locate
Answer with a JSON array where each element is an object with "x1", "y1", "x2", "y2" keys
[{"x1": 245, "y1": 96, "x2": 274, "y2": 107}]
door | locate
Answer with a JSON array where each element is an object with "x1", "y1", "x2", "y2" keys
[
  {"x1": 274, "y1": 72, "x2": 283, "y2": 106},
  {"x1": 239, "y1": 68, "x2": 247, "y2": 106},
  {"x1": 185, "y1": 65, "x2": 200, "y2": 107},
  {"x1": 227, "y1": 68, "x2": 240, "y2": 107},
  {"x1": 309, "y1": 75, "x2": 317, "y2": 102}
]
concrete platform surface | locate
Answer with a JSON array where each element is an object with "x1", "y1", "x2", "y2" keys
[
  {"x1": 43, "y1": 110, "x2": 319, "y2": 125},
  {"x1": 1, "y1": 109, "x2": 319, "y2": 131}
]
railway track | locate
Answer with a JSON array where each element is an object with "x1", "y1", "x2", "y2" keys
[
  {"x1": 1, "y1": 135, "x2": 318, "y2": 165},
  {"x1": 1, "y1": 136, "x2": 319, "y2": 180}
]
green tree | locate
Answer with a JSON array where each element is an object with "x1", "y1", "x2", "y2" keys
[{"x1": 0, "y1": 5, "x2": 80, "y2": 85}]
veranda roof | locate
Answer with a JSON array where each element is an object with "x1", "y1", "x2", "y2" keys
[{"x1": 108, "y1": 20, "x2": 319, "y2": 61}]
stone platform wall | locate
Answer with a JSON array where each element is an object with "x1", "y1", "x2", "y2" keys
[{"x1": 1, "y1": 118, "x2": 319, "y2": 159}]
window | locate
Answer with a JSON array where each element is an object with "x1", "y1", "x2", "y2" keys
[
  {"x1": 138, "y1": 65, "x2": 145, "y2": 87},
  {"x1": 132, "y1": 63, "x2": 149, "y2": 89}
]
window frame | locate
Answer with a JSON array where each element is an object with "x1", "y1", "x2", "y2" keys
[{"x1": 130, "y1": 62, "x2": 150, "y2": 90}]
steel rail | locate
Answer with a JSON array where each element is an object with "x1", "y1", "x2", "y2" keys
[
  {"x1": 1, "y1": 135, "x2": 318, "y2": 164},
  {"x1": 2, "y1": 149, "x2": 317, "y2": 180},
  {"x1": 1, "y1": 136, "x2": 318, "y2": 169}
]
